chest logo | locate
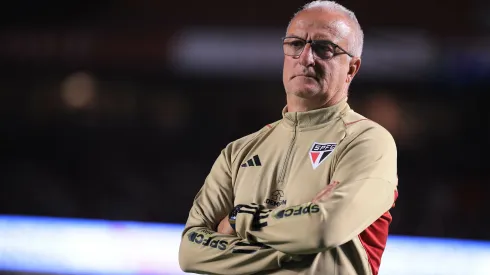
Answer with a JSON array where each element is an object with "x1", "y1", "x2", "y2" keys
[
  {"x1": 241, "y1": 155, "x2": 262, "y2": 167},
  {"x1": 265, "y1": 190, "x2": 287, "y2": 207},
  {"x1": 309, "y1": 142, "x2": 336, "y2": 169}
]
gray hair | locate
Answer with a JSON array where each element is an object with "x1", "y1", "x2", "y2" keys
[{"x1": 287, "y1": 1, "x2": 364, "y2": 57}]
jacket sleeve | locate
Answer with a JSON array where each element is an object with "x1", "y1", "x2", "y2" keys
[
  {"x1": 178, "y1": 146, "x2": 292, "y2": 275},
  {"x1": 234, "y1": 127, "x2": 398, "y2": 255}
]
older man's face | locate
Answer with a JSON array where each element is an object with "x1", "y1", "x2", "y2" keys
[{"x1": 282, "y1": 8, "x2": 356, "y2": 106}]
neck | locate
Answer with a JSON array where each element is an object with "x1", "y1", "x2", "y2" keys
[{"x1": 286, "y1": 92, "x2": 347, "y2": 112}]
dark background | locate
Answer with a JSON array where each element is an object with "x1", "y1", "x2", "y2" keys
[{"x1": 0, "y1": 0, "x2": 489, "y2": 241}]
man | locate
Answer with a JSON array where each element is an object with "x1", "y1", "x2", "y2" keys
[{"x1": 178, "y1": 1, "x2": 398, "y2": 274}]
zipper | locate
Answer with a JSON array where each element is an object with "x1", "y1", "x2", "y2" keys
[{"x1": 277, "y1": 117, "x2": 298, "y2": 185}]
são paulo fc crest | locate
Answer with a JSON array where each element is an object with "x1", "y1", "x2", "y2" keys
[{"x1": 309, "y1": 142, "x2": 336, "y2": 169}]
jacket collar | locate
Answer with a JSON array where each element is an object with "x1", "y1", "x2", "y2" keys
[{"x1": 281, "y1": 99, "x2": 350, "y2": 129}]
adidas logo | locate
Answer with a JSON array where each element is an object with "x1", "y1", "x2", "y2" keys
[{"x1": 241, "y1": 155, "x2": 262, "y2": 167}]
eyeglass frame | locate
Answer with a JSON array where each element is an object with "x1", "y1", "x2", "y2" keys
[{"x1": 281, "y1": 36, "x2": 354, "y2": 60}]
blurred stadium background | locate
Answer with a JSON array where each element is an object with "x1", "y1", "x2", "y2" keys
[{"x1": 0, "y1": 0, "x2": 489, "y2": 274}]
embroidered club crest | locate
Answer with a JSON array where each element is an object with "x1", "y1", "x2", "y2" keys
[{"x1": 309, "y1": 142, "x2": 336, "y2": 169}]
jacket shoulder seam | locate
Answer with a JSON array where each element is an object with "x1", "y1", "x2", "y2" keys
[{"x1": 229, "y1": 122, "x2": 278, "y2": 165}]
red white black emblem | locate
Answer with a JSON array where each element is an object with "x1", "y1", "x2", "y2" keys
[{"x1": 309, "y1": 142, "x2": 336, "y2": 169}]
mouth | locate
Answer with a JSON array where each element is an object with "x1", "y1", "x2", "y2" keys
[{"x1": 292, "y1": 75, "x2": 318, "y2": 81}]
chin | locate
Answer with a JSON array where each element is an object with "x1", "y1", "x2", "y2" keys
[
  {"x1": 289, "y1": 85, "x2": 321, "y2": 98},
  {"x1": 288, "y1": 77, "x2": 321, "y2": 94}
]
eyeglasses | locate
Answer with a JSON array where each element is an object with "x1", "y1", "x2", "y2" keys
[{"x1": 282, "y1": 36, "x2": 353, "y2": 60}]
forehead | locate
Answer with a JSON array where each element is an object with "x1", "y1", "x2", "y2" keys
[{"x1": 287, "y1": 8, "x2": 352, "y2": 41}]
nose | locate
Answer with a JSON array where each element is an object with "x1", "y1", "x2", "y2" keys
[{"x1": 298, "y1": 43, "x2": 315, "y2": 66}]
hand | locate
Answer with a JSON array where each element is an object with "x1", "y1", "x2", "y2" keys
[
  {"x1": 312, "y1": 180, "x2": 340, "y2": 203},
  {"x1": 217, "y1": 216, "x2": 236, "y2": 235}
]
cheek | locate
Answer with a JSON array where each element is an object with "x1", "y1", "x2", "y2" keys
[
  {"x1": 322, "y1": 63, "x2": 342, "y2": 84},
  {"x1": 319, "y1": 64, "x2": 333, "y2": 84},
  {"x1": 283, "y1": 59, "x2": 294, "y2": 82},
  {"x1": 283, "y1": 58, "x2": 293, "y2": 71}
]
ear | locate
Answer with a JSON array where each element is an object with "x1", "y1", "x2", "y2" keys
[{"x1": 346, "y1": 57, "x2": 361, "y2": 83}]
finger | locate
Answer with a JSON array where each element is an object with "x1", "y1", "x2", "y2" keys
[
  {"x1": 312, "y1": 187, "x2": 330, "y2": 202},
  {"x1": 312, "y1": 181, "x2": 340, "y2": 202}
]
